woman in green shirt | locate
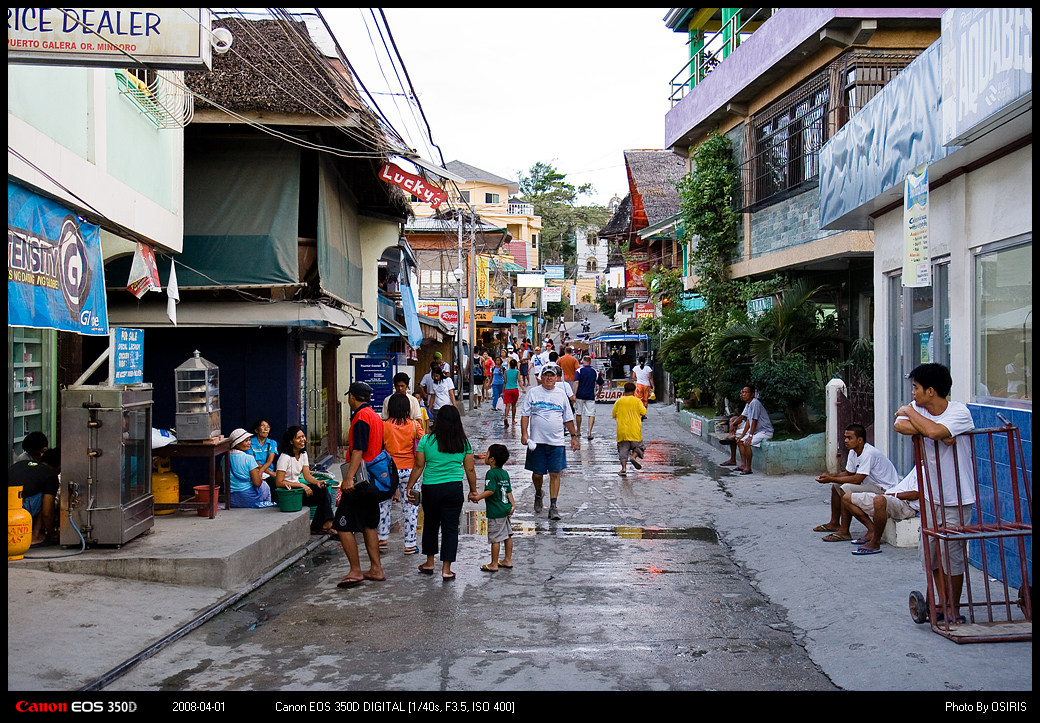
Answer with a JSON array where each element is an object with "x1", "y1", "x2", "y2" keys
[{"x1": 407, "y1": 405, "x2": 477, "y2": 580}]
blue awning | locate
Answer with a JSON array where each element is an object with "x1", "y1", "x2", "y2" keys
[
  {"x1": 378, "y1": 316, "x2": 408, "y2": 338},
  {"x1": 591, "y1": 334, "x2": 649, "y2": 343},
  {"x1": 492, "y1": 315, "x2": 517, "y2": 324}
]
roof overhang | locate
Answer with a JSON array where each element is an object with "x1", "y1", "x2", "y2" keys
[{"x1": 107, "y1": 298, "x2": 374, "y2": 336}]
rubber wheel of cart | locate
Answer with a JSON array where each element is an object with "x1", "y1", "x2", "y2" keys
[{"x1": 909, "y1": 590, "x2": 930, "y2": 624}]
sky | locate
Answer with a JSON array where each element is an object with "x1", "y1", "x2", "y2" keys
[{"x1": 322, "y1": 8, "x2": 689, "y2": 207}]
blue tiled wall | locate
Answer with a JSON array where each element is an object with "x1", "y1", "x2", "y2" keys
[{"x1": 967, "y1": 404, "x2": 1032, "y2": 591}]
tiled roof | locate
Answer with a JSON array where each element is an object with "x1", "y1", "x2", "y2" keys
[{"x1": 445, "y1": 161, "x2": 520, "y2": 194}]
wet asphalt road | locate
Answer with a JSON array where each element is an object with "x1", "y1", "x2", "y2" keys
[{"x1": 112, "y1": 397, "x2": 837, "y2": 692}]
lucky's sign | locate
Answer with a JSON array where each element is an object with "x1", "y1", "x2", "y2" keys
[{"x1": 379, "y1": 163, "x2": 447, "y2": 208}]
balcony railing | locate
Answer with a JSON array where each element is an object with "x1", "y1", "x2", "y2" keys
[
  {"x1": 669, "y1": 8, "x2": 775, "y2": 106},
  {"x1": 507, "y1": 202, "x2": 534, "y2": 216}
]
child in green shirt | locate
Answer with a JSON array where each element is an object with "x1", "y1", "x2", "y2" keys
[{"x1": 471, "y1": 444, "x2": 515, "y2": 572}]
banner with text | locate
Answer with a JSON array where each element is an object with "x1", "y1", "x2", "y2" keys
[
  {"x1": 903, "y1": 165, "x2": 931, "y2": 288},
  {"x1": 8, "y1": 182, "x2": 109, "y2": 335}
]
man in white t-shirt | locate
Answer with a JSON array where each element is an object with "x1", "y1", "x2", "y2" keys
[
  {"x1": 418, "y1": 363, "x2": 456, "y2": 414},
  {"x1": 520, "y1": 364, "x2": 580, "y2": 521},
  {"x1": 895, "y1": 363, "x2": 976, "y2": 623},
  {"x1": 630, "y1": 357, "x2": 654, "y2": 407},
  {"x1": 813, "y1": 423, "x2": 899, "y2": 543},
  {"x1": 842, "y1": 469, "x2": 921, "y2": 554}
]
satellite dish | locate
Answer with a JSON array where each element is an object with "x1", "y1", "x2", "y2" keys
[{"x1": 211, "y1": 27, "x2": 233, "y2": 54}]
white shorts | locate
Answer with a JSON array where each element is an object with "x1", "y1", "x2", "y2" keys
[
  {"x1": 739, "y1": 430, "x2": 773, "y2": 447},
  {"x1": 574, "y1": 398, "x2": 596, "y2": 417},
  {"x1": 850, "y1": 492, "x2": 917, "y2": 521},
  {"x1": 920, "y1": 504, "x2": 973, "y2": 576}
]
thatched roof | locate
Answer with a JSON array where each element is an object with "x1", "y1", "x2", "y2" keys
[
  {"x1": 186, "y1": 17, "x2": 365, "y2": 118},
  {"x1": 624, "y1": 150, "x2": 687, "y2": 228},
  {"x1": 600, "y1": 194, "x2": 632, "y2": 237}
]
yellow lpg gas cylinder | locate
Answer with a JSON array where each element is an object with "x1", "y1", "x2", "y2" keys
[
  {"x1": 152, "y1": 457, "x2": 180, "y2": 515},
  {"x1": 8, "y1": 486, "x2": 33, "y2": 560}
]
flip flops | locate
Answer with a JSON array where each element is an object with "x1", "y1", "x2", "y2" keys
[
  {"x1": 813, "y1": 524, "x2": 836, "y2": 533},
  {"x1": 480, "y1": 564, "x2": 498, "y2": 573},
  {"x1": 363, "y1": 572, "x2": 386, "y2": 581},
  {"x1": 851, "y1": 537, "x2": 870, "y2": 546},
  {"x1": 822, "y1": 533, "x2": 853, "y2": 542},
  {"x1": 852, "y1": 546, "x2": 882, "y2": 555},
  {"x1": 337, "y1": 577, "x2": 364, "y2": 588},
  {"x1": 418, "y1": 565, "x2": 435, "y2": 575}
]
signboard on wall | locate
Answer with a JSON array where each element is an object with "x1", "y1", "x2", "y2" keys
[
  {"x1": 7, "y1": 182, "x2": 109, "y2": 335},
  {"x1": 7, "y1": 8, "x2": 214, "y2": 70},
  {"x1": 110, "y1": 327, "x2": 144, "y2": 384},
  {"x1": 941, "y1": 7, "x2": 1033, "y2": 146},
  {"x1": 351, "y1": 354, "x2": 396, "y2": 412},
  {"x1": 634, "y1": 302, "x2": 655, "y2": 319},
  {"x1": 625, "y1": 250, "x2": 650, "y2": 298}
]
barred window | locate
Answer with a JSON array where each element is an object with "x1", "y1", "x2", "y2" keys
[{"x1": 740, "y1": 51, "x2": 917, "y2": 211}]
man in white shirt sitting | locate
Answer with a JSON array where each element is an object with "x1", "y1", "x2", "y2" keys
[
  {"x1": 841, "y1": 469, "x2": 920, "y2": 555},
  {"x1": 813, "y1": 423, "x2": 899, "y2": 542}
]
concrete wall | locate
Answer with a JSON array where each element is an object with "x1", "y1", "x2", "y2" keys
[{"x1": 8, "y1": 65, "x2": 184, "y2": 253}]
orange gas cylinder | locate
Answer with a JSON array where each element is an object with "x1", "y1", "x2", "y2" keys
[
  {"x1": 152, "y1": 457, "x2": 180, "y2": 515},
  {"x1": 8, "y1": 486, "x2": 33, "y2": 561}
]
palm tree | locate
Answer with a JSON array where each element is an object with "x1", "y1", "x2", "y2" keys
[{"x1": 715, "y1": 278, "x2": 846, "y2": 431}]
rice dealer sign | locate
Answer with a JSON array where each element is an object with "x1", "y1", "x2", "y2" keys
[{"x1": 8, "y1": 8, "x2": 214, "y2": 70}]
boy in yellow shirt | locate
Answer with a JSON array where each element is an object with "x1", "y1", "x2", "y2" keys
[{"x1": 612, "y1": 382, "x2": 647, "y2": 476}]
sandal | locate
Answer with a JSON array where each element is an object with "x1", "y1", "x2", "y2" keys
[
  {"x1": 822, "y1": 532, "x2": 853, "y2": 542},
  {"x1": 418, "y1": 565, "x2": 435, "y2": 575}
]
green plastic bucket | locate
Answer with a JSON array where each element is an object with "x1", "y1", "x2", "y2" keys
[{"x1": 277, "y1": 487, "x2": 304, "y2": 513}]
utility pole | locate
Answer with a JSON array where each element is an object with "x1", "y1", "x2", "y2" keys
[
  {"x1": 468, "y1": 212, "x2": 476, "y2": 412},
  {"x1": 456, "y1": 210, "x2": 465, "y2": 414}
]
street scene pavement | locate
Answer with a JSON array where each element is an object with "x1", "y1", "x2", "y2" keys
[{"x1": 9, "y1": 341, "x2": 1031, "y2": 700}]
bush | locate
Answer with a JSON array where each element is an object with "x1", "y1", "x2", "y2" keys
[{"x1": 750, "y1": 354, "x2": 813, "y2": 432}]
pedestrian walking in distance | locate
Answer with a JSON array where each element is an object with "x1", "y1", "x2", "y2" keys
[{"x1": 612, "y1": 382, "x2": 647, "y2": 475}]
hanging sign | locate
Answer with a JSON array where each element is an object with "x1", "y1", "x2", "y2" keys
[
  {"x1": 7, "y1": 182, "x2": 109, "y2": 335},
  {"x1": 379, "y1": 162, "x2": 447, "y2": 208},
  {"x1": 902, "y1": 165, "x2": 931, "y2": 287}
]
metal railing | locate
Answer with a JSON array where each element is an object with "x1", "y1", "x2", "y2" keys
[{"x1": 668, "y1": 8, "x2": 775, "y2": 106}]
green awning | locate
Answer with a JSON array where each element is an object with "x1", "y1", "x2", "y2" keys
[
  {"x1": 489, "y1": 258, "x2": 524, "y2": 272},
  {"x1": 178, "y1": 136, "x2": 301, "y2": 287}
]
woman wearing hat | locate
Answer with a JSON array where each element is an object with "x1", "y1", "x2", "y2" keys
[{"x1": 228, "y1": 428, "x2": 275, "y2": 508}]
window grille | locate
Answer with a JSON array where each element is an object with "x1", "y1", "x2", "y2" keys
[{"x1": 739, "y1": 51, "x2": 918, "y2": 211}]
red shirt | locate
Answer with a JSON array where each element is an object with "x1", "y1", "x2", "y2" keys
[{"x1": 347, "y1": 404, "x2": 384, "y2": 463}]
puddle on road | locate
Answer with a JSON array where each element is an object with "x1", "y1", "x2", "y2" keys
[{"x1": 462, "y1": 510, "x2": 717, "y2": 543}]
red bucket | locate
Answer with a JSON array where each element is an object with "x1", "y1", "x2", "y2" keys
[{"x1": 192, "y1": 485, "x2": 219, "y2": 517}]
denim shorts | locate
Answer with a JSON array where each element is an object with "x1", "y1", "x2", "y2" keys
[{"x1": 524, "y1": 443, "x2": 567, "y2": 475}]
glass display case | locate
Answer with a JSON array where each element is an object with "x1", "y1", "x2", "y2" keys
[
  {"x1": 8, "y1": 327, "x2": 55, "y2": 467},
  {"x1": 60, "y1": 385, "x2": 153, "y2": 547},
  {"x1": 174, "y1": 350, "x2": 221, "y2": 441}
]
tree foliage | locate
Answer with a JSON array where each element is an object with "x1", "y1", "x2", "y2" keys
[{"x1": 518, "y1": 161, "x2": 610, "y2": 268}]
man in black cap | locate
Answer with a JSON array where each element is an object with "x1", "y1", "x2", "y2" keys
[{"x1": 332, "y1": 382, "x2": 386, "y2": 587}]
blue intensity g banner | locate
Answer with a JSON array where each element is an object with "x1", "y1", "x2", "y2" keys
[{"x1": 8, "y1": 182, "x2": 109, "y2": 335}]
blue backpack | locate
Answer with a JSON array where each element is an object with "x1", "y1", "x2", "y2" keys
[{"x1": 363, "y1": 449, "x2": 399, "y2": 502}]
